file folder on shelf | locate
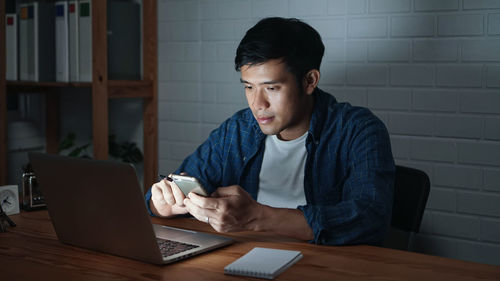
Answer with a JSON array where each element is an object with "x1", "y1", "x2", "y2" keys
[
  {"x1": 18, "y1": 2, "x2": 55, "y2": 82},
  {"x1": 18, "y1": 4, "x2": 31, "y2": 81},
  {"x1": 55, "y1": 1, "x2": 69, "y2": 82},
  {"x1": 6, "y1": 14, "x2": 17, "y2": 81},
  {"x1": 78, "y1": 0, "x2": 92, "y2": 82},
  {"x1": 68, "y1": 0, "x2": 79, "y2": 82}
]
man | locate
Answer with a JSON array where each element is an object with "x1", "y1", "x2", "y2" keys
[{"x1": 146, "y1": 17, "x2": 395, "y2": 246}]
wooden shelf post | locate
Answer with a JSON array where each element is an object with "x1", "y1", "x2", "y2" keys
[
  {"x1": 46, "y1": 89, "x2": 60, "y2": 154},
  {"x1": 0, "y1": 3, "x2": 7, "y2": 185},
  {"x1": 92, "y1": 0, "x2": 108, "y2": 160},
  {"x1": 142, "y1": 0, "x2": 159, "y2": 190}
]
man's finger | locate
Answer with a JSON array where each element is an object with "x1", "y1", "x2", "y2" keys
[
  {"x1": 187, "y1": 192, "x2": 219, "y2": 210},
  {"x1": 159, "y1": 179, "x2": 175, "y2": 205},
  {"x1": 184, "y1": 198, "x2": 217, "y2": 223},
  {"x1": 151, "y1": 186, "x2": 167, "y2": 205},
  {"x1": 211, "y1": 185, "x2": 240, "y2": 198}
]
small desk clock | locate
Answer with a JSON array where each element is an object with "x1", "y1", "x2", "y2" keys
[{"x1": 0, "y1": 185, "x2": 20, "y2": 215}]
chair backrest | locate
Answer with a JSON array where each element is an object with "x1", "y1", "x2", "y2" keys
[
  {"x1": 384, "y1": 165, "x2": 430, "y2": 251},
  {"x1": 391, "y1": 165, "x2": 430, "y2": 233}
]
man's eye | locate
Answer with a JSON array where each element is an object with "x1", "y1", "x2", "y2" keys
[
  {"x1": 245, "y1": 85, "x2": 252, "y2": 90},
  {"x1": 267, "y1": 87, "x2": 275, "y2": 91}
]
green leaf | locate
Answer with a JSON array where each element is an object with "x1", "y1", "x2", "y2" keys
[
  {"x1": 68, "y1": 144, "x2": 90, "y2": 158},
  {"x1": 58, "y1": 132, "x2": 76, "y2": 152}
]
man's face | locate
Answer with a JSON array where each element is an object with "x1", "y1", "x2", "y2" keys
[{"x1": 240, "y1": 59, "x2": 313, "y2": 141}]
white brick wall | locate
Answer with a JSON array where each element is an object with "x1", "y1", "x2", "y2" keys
[{"x1": 158, "y1": 0, "x2": 500, "y2": 266}]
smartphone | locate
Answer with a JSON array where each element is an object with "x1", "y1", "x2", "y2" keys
[{"x1": 168, "y1": 174, "x2": 209, "y2": 197}]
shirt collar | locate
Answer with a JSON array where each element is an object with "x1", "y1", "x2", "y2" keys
[
  {"x1": 249, "y1": 110, "x2": 266, "y2": 140},
  {"x1": 308, "y1": 87, "x2": 337, "y2": 144}
]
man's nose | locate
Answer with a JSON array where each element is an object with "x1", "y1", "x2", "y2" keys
[{"x1": 251, "y1": 89, "x2": 269, "y2": 110}]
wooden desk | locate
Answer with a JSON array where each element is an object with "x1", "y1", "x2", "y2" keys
[{"x1": 1, "y1": 211, "x2": 499, "y2": 281}]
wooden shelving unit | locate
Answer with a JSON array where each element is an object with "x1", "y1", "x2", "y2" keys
[{"x1": 0, "y1": 1, "x2": 158, "y2": 190}]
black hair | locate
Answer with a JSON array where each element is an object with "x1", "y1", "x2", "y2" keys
[{"x1": 235, "y1": 17, "x2": 325, "y2": 85}]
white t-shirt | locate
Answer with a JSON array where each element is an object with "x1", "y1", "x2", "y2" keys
[{"x1": 257, "y1": 132, "x2": 308, "y2": 209}]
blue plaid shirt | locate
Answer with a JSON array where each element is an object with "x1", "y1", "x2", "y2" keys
[{"x1": 146, "y1": 88, "x2": 395, "y2": 246}]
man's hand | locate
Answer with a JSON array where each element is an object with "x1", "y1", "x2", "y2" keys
[
  {"x1": 150, "y1": 178, "x2": 189, "y2": 217},
  {"x1": 183, "y1": 185, "x2": 262, "y2": 233},
  {"x1": 183, "y1": 185, "x2": 314, "y2": 241}
]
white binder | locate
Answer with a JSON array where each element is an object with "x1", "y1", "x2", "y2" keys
[
  {"x1": 18, "y1": 4, "x2": 31, "y2": 81},
  {"x1": 19, "y1": 2, "x2": 55, "y2": 82},
  {"x1": 78, "y1": 0, "x2": 92, "y2": 82},
  {"x1": 55, "y1": 1, "x2": 69, "y2": 82},
  {"x1": 68, "y1": 0, "x2": 79, "y2": 82},
  {"x1": 5, "y1": 14, "x2": 17, "y2": 81}
]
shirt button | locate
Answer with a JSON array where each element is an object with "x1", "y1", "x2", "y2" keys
[
  {"x1": 315, "y1": 141, "x2": 319, "y2": 145},
  {"x1": 243, "y1": 156, "x2": 246, "y2": 161}
]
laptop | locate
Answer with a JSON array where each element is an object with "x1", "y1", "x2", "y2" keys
[{"x1": 29, "y1": 152, "x2": 233, "y2": 265}]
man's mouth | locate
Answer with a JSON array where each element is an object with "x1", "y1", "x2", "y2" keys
[{"x1": 256, "y1": 116, "x2": 274, "y2": 124}]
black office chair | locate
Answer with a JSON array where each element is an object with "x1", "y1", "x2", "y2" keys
[{"x1": 384, "y1": 165, "x2": 430, "y2": 251}]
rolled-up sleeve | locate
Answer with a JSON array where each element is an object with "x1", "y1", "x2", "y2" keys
[{"x1": 144, "y1": 120, "x2": 228, "y2": 216}]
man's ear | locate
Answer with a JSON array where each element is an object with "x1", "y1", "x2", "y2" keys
[{"x1": 302, "y1": 69, "x2": 320, "y2": 95}]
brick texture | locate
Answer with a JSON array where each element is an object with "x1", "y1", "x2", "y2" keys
[
  {"x1": 367, "y1": 88, "x2": 411, "y2": 110},
  {"x1": 484, "y1": 169, "x2": 500, "y2": 192},
  {"x1": 369, "y1": 0, "x2": 410, "y2": 13},
  {"x1": 391, "y1": 15, "x2": 435, "y2": 37},
  {"x1": 464, "y1": 0, "x2": 500, "y2": 10},
  {"x1": 348, "y1": 17, "x2": 387, "y2": 38},
  {"x1": 412, "y1": 90, "x2": 458, "y2": 112},
  {"x1": 433, "y1": 164, "x2": 482, "y2": 189},
  {"x1": 487, "y1": 65, "x2": 500, "y2": 87},
  {"x1": 415, "y1": 0, "x2": 458, "y2": 12},
  {"x1": 413, "y1": 40, "x2": 458, "y2": 62},
  {"x1": 436, "y1": 65, "x2": 482, "y2": 87},
  {"x1": 480, "y1": 218, "x2": 500, "y2": 243},
  {"x1": 432, "y1": 212, "x2": 480, "y2": 239},
  {"x1": 458, "y1": 142, "x2": 500, "y2": 166},
  {"x1": 489, "y1": 13, "x2": 500, "y2": 34},
  {"x1": 347, "y1": 64, "x2": 387, "y2": 85},
  {"x1": 460, "y1": 91, "x2": 500, "y2": 114},
  {"x1": 391, "y1": 65, "x2": 434, "y2": 86},
  {"x1": 485, "y1": 118, "x2": 500, "y2": 140},
  {"x1": 438, "y1": 14, "x2": 484, "y2": 36},
  {"x1": 435, "y1": 115, "x2": 482, "y2": 139},
  {"x1": 462, "y1": 39, "x2": 500, "y2": 62},
  {"x1": 457, "y1": 191, "x2": 500, "y2": 217},
  {"x1": 368, "y1": 40, "x2": 409, "y2": 62}
]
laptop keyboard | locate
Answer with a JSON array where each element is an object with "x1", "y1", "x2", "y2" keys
[{"x1": 157, "y1": 238, "x2": 200, "y2": 257}]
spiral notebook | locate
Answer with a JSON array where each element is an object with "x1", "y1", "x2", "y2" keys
[{"x1": 224, "y1": 247, "x2": 303, "y2": 279}]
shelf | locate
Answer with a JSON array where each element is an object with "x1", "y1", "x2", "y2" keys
[
  {"x1": 6, "y1": 81, "x2": 92, "y2": 92},
  {"x1": 6, "y1": 80, "x2": 154, "y2": 99},
  {"x1": 0, "y1": 1, "x2": 158, "y2": 190},
  {"x1": 109, "y1": 80, "x2": 153, "y2": 99},
  {"x1": 7, "y1": 81, "x2": 92, "y2": 87}
]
